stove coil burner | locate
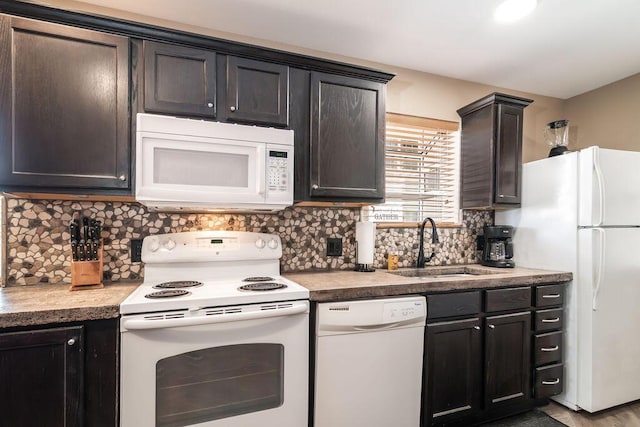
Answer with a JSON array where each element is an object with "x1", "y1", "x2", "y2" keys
[
  {"x1": 243, "y1": 276, "x2": 275, "y2": 282},
  {"x1": 239, "y1": 282, "x2": 288, "y2": 292},
  {"x1": 145, "y1": 289, "x2": 191, "y2": 299},
  {"x1": 154, "y1": 280, "x2": 203, "y2": 289}
]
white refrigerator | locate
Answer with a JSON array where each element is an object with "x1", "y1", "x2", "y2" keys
[{"x1": 496, "y1": 146, "x2": 640, "y2": 413}]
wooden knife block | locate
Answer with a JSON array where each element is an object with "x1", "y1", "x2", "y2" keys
[{"x1": 70, "y1": 242, "x2": 104, "y2": 291}]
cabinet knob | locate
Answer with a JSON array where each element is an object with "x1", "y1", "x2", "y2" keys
[
  {"x1": 488, "y1": 324, "x2": 495, "y2": 329},
  {"x1": 312, "y1": 184, "x2": 319, "y2": 190},
  {"x1": 473, "y1": 326, "x2": 480, "y2": 330},
  {"x1": 67, "y1": 338, "x2": 76, "y2": 346},
  {"x1": 119, "y1": 175, "x2": 127, "y2": 181},
  {"x1": 230, "y1": 106, "x2": 236, "y2": 112},
  {"x1": 207, "y1": 102, "x2": 214, "y2": 108}
]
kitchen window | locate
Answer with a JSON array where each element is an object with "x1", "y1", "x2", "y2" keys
[{"x1": 369, "y1": 113, "x2": 460, "y2": 225}]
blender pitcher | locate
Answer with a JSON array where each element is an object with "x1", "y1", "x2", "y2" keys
[{"x1": 545, "y1": 119, "x2": 569, "y2": 157}]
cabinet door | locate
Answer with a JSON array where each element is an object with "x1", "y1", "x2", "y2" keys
[
  {"x1": 424, "y1": 318, "x2": 482, "y2": 426},
  {"x1": 494, "y1": 104, "x2": 523, "y2": 205},
  {"x1": 226, "y1": 56, "x2": 288, "y2": 126},
  {"x1": 309, "y1": 72, "x2": 385, "y2": 200},
  {"x1": 0, "y1": 326, "x2": 84, "y2": 427},
  {"x1": 485, "y1": 312, "x2": 531, "y2": 409},
  {"x1": 144, "y1": 40, "x2": 216, "y2": 118},
  {"x1": 0, "y1": 16, "x2": 130, "y2": 192}
]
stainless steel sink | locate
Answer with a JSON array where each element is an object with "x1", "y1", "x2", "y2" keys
[{"x1": 390, "y1": 266, "x2": 504, "y2": 279}]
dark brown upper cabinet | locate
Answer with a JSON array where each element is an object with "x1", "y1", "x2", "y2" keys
[
  {"x1": 457, "y1": 93, "x2": 533, "y2": 209},
  {"x1": 0, "y1": 15, "x2": 130, "y2": 193},
  {"x1": 226, "y1": 56, "x2": 289, "y2": 126},
  {"x1": 144, "y1": 40, "x2": 216, "y2": 118},
  {"x1": 305, "y1": 72, "x2": 385, "y2": 201}
]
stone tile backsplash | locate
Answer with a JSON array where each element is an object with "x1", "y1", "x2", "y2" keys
[{"x1": 4, "y1": 198, "x2": 492, "y2": 286}]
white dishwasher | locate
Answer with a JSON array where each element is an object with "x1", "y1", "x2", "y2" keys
[{"x1": 314, "y1": 295, "x2": 427, "y2": 427}]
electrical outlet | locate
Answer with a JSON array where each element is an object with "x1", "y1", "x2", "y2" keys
[
  {"x1": 327, "y1": 238, "x2": 343, "y2": 257},
  {"x1": 131, "y1": 239, "x2": 143, "y2": 262}
]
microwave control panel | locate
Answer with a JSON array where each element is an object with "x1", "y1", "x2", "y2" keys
[{"x1": 267, "y1": 149, "x2": 291, "y2": 194}]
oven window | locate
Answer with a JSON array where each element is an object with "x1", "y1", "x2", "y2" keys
[
  {"x1": 156, "y1": 343, "x2": 284, "y2": 427},
  {"x1": 153, "y1": 147, "x2": 249, "y2": 187}
]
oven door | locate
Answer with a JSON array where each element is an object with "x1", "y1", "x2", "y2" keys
[{"x1": 120, "y1": 301, "x2": 309, "y2": 427}]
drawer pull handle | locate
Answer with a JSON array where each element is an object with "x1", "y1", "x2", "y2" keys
[
  {"x1": 542, "y1": 294, "x2": 561, "y2": 298},
  {"x1": 541, "y1": 345, "x2": 559, "y2": 352},
  {"x1": 542, "y1": 379, "x2": 560, "y2": 385},
  {"x1": 542, "y1": 317, "x2": 560, "y2": 323}
]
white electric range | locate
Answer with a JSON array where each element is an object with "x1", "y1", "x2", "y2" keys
[{"x1": 119, "y1": 231, "x2": 309, "y2": 427}]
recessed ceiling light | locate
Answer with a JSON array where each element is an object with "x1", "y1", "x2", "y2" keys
[{"x1": 494, "y1": 0, "x2": 537, "y2": 23}]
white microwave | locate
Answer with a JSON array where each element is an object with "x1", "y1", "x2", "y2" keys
[{"x1": 135, "y1": 114, "x2": 294, "y2": 212}]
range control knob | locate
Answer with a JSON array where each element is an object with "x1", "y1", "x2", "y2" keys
[
  {"x1": 148, "y1": 238, "x2": 160, "y2": 252},
  {"x1": 163, "y1": 238, "x2": 176, "y2": 250},
  {"x1": 268, "y1": 239, "x2": 279, "y2": 249},
  {"x1": 255, "y1": 238, "x2": 266, "y2": 249}
]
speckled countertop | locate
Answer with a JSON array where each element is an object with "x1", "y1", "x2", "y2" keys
[
  {"x1": 0, "y1": 281, "x2": 140, "y2": 328},
  {"x1": 284, "y1": 264, "x2": 572, "y2": 302},
  {"x1": 0, "y1": 265, "x2": 572, "y2": 327}
]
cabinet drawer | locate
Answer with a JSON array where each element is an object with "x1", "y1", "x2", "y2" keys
[
  {"x1": 535, "y1": 308, "x2": 564, "y2": 332},
  {"x1": 535, "y1": 284, "x2": 565, "y2": 308},
  {"x1": 427, "y1": 291, "x2": 481, "y2": 319},
  {"x1": 534, "y1": 363, "x2": 563, "y2": 398},
  {"x1": 485, "y1": 287, "x2": 531, "y2": 313},
  {"x1": 533, "y1": 331, "x2": 563, "y2": 366}
]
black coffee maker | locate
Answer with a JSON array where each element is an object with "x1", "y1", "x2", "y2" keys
[{"x1": 480, "y1": 225, "x2": 515, "y2": 268}]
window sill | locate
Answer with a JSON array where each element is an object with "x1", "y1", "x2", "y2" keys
[{"x1": 374, "y1": 222, "x2": 463, "y2": 229}]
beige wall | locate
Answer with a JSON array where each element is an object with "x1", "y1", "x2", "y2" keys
[{"x1": 564, "y1": 73, "x2": 640, "y2": 153}]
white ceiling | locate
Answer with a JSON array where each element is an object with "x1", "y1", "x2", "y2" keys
[{"x1": 70, "y1": 0, "x2": 640, "y2": 99}]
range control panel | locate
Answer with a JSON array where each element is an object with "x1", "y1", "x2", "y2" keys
[{"x1": 141, "y1": 231, "x2": 282, "y2": 264}]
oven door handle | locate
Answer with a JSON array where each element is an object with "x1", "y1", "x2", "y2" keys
[{"x1": 122, "y1": 303, "x2": 309, "y2": 330}]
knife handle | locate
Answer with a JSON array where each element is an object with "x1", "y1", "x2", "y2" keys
[
  {"x1": 78, "y1": 240, "x2": 86, "y2": 261},
  {"x1": 82, "y1": 217, "x2": 89, "y2": 239},
  {"x1": 71, "y1": 241, "x2": 78, "y2": 261}
]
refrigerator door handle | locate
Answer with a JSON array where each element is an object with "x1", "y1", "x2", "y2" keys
[
  {"x1": 593, "y1": 148, "x2": 605, "y2": 226},
  {"x1": 592, "y1": 227, "x2": 606, "y2": 311}
]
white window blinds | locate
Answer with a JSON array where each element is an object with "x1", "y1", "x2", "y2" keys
[{"x1": 370, "y1": 113, "x2": 460, "y2": 224}]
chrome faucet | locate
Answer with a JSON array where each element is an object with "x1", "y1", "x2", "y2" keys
[{"x1": 416, "y1": 217, "x2": 439, "y2": 268}]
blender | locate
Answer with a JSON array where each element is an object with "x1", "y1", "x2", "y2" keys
[{"x1": 545, "y1": 119, "x2": 569, "y2": 157}]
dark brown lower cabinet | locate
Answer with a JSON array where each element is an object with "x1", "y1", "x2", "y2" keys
[
  {"x1": 424, "y1": 318, "x2": 482, "y2": 426},
  {"x1": 421, "y1": 286, "x2": 567, "y2": 426},
  {"x1": 0, "y1": 326, "x2": 83, "y2": 427},
  {"x1": 0, "y1": 319, "x2": 118, "y2": 427},
  {"x1": 485, "y1": 312, "x2": 531, "y2": 409}
]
